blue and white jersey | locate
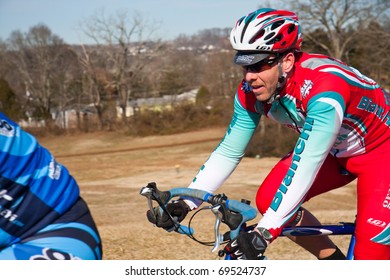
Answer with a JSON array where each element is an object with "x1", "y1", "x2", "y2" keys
[{"x1": 0, "y1": 113, "x2": 79, "y2": 247}]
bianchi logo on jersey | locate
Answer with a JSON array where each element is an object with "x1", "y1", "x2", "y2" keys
[{"x1": 301, "y1": 80, "x2": 313, "y2": 99}]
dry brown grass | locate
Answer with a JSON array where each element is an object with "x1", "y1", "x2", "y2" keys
[{"x1": 38, "y1": 127, "x2": 357, "y2": 260}]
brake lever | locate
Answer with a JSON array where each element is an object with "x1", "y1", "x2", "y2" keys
[
  {"x1": 210, "y1": 205, "x2": 224, "y2": 253},
  {"x1": 139, "y1": 186, "x2": 156, "y2": 220},
  {"x1": 139, "y1": 184, "x2": 181, "y2": 232}
]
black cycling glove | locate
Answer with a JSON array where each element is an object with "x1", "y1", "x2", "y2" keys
[
  {"x1": 224, "y1": 229, "x2": 270, "y2": 260},
  {"x1": 146, "y1": 200, "x2": 190, "y2": 230}
]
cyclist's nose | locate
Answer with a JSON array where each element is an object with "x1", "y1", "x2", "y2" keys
[{"x1": 244, "y1": 71, "x2": 259, "y2": 83}]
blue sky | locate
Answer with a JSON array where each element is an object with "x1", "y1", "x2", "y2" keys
[{"x1": 0, "y1": 0, "x2": 282, "y2": 44}]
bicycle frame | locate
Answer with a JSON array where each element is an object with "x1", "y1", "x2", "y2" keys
[
  {"x1": 242, "y1": 222, "x2": 356, "y2": 260},
  {"x1": 140, "y1": 182, "x2": 356, "y2": 260},
  {"x1": 282, "y1": 223, "x2": 356, "y2": 259}
]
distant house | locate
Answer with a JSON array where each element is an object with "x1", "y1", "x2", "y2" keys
[
  {"x1": 20, "y1": 88, "x2": 199, "y2": 128},
  {"x1": 19, "y1": 118, "x2": 46, "y2": 128},
  {"x1": 117, "y1": 88, "x2": 198, "y2": 118}
]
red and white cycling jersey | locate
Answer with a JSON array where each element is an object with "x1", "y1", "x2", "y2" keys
[
  {"x1": 253, "y1": 52, "x2": 390, "y2": 158},
  {"x1": 187, "y1": 52, "x2": 390, "y2": 258}
]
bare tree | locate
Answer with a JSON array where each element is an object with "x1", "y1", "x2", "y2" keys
[
  {"x1": 0, "y1": 40, "x2": 11, "y2": 78},
  {"x1": 79, "y1": 8, "x2": 163, "y2": 125},
  {"x1": 5, "y1": 24, "x2": 71, "y2": 122},
  {"x1": 355, "y1": 20, "x2": 390, "y2": 86},
  {"x1": 51, "y1": 47, "x2": 83, "y2": 129},
  {"x1": 77, "y1": 44, "x2": 108, "y2": 130},
  {"x1": 290, "y1": 0, "x2": 390, "y2": 59}
]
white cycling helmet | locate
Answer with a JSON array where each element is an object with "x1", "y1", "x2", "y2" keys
[{"x1": 230, "y1": 8, "x2": 302, "y2": 65}]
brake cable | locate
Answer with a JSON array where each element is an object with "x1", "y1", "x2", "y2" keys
[{"x1": 186, "y1": 206, "x2": 228, "y2": 247}]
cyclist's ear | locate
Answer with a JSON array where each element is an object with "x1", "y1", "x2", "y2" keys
[{"x1": 281, "y1": 52, "x2": 295, "y2": 73}]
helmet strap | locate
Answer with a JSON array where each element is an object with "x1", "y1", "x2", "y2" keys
[{"x1": 267, "y1": 62, "x2": 287, "y2": 104}]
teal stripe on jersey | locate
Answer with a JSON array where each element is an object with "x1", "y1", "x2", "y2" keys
[
  {"x1": 344, "y1": 113, "x2": 367, "y2": 135},
  {"x1": 302, "y1": 56, "x2": 379, "y2": 91},
  {"x1": 371, "y1": 224, "x2": 390, "y2": 245},
  {"x1": 321, "y1": 68, "x2": 379, "y2": 90},
  {"x1": 308, "y1": 91, "x2": 346, "y2": 113}
]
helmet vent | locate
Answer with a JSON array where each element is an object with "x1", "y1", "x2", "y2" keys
[
  {"x1": 288, "y1": 24, "x2": 296, "y2": 34},
  {"x1": 241, "y1": 13, "x2": 257, "y2": 43},
  {"x1": 266, "y1": 34, "x2": 282, "y2": 45},
  {"x1": 264, "y1": 32, "x2": 276, "y2": 41},
  {"x1": 249, "y1": 29, "x2": 265, "y2": 44},
  {"x1": 271, "y1": 20, "x2": 285, "y2": 30}
]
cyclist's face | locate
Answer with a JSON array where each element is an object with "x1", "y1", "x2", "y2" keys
[{"x1": 242, "y1": 54, "x2": 293, "y2": 102}]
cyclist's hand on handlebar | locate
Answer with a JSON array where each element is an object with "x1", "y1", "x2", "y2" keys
[
  {"x1": 224, "y1": 229, "x2": 270, "y2": 260},
  {"x1": 146, "y1": 200, "x2": 190, "y2": 230}
]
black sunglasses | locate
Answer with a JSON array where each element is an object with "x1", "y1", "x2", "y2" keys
[{"x1": 243, "y1": 56, "x2": 280, "y2": 72}]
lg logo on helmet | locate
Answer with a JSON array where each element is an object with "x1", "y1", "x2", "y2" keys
[{"x1": 259, "y1": 46, "x2": 272, "y2": 51}]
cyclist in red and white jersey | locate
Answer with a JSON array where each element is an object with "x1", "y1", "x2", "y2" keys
[{"x1": 147, "y1": 8, "x2": 390, "y2": 260}]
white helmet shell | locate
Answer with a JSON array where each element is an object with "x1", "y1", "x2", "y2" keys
[{"x1": 230, "y1": 8, "x2": 302, "y2": 54}]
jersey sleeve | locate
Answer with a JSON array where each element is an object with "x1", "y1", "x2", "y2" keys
[
  {"x1": 257, "y1": 78, "x2": 347, "y2": 240},
  {"x1": 184, "y1": 91, "x2": 261, "y2": 208},
  {"x1": 0, "y1": 113, "x2": 80, "y2": 245}
]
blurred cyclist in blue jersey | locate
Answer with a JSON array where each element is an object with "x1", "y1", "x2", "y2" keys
[
  {"x1": 0, "y1": 113, "x2": 102, "y2": 260},
  {"x1": 147, "y1": 8, "x2": 390, "y2": 260}
]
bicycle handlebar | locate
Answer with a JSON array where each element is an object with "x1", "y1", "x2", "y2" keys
[{"x1": 140, "y1": 182, "x2": 258, "y2": 252}]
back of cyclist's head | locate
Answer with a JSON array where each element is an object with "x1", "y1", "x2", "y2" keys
[{"x1": 230, "y1": 8, "x2": 302, "y2": 65}]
